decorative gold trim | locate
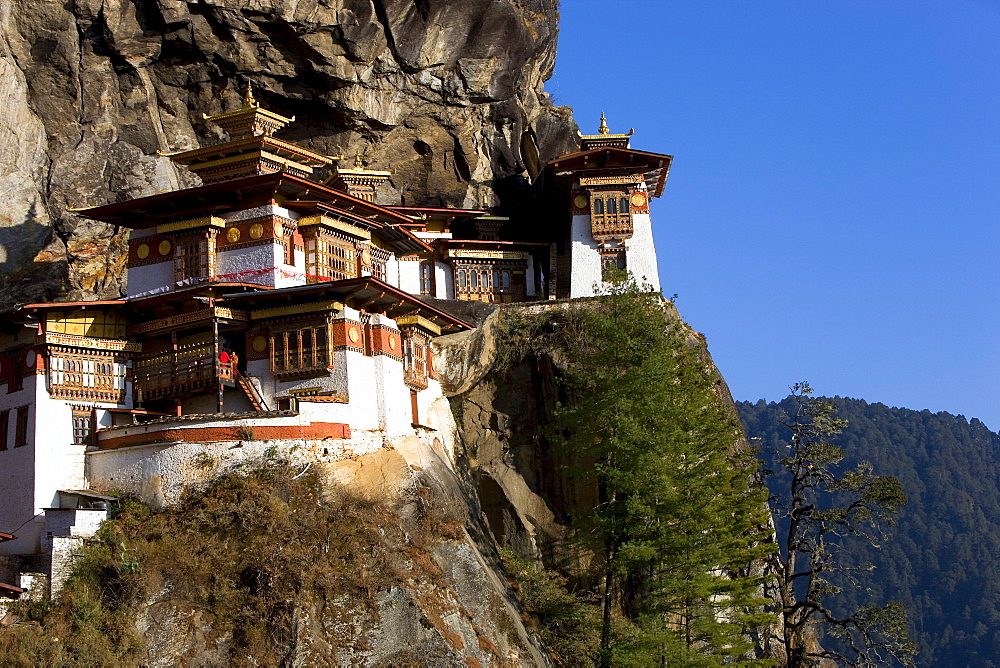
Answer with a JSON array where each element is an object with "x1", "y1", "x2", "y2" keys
[
  {"x1": 298, "y1": 215, "x2": 372, "y2": 240},
  {"x1": 157, "y1": 216, "x2": 226, "y2": 234},
  {"x1": 395, "y1": 315, "x2": 442, "y2": 337},
  {"x1": 251, "y1": 301, "x2": 343, "y2": 321}
]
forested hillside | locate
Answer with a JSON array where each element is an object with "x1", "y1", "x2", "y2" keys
[{"x1": 738, "y1": 397, "x2": 1000, "y2": 666}]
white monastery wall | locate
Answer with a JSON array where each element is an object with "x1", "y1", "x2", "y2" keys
[
  {"x1": 626, "y1": 210, "x2": 660, "y2": 292},
  {"x1": 127, "y1": 260, "x2": 173, "y2": 298},
  {"x1": 569, "y1": 214, "x2": 604, "y2": 298},
  {"x1": 397, "y1": 258, "x2": 421, "y2": 295},
  {"x1": 434, "y1": 261, "x2": 454, "y2": 299},
  {"x1": 217, "y1": 243, "x2": 282, "y2": 288},
  {"x1": 343, "y1": 348, "x2": 380, "y2": 430},
  {"x1": 383, "y1": 254, "x2": 401, "y2": 290}
]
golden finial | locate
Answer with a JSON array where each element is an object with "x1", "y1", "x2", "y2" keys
[
  {"x1": 354, "y1": 151, "x2": 364, "y2": 169},
  {"x1": 243, "y1": 83, "x2": 257, "y2": 108},
  {"x1": 598, "y1": 112, "x2": 610, "y2": 135}
]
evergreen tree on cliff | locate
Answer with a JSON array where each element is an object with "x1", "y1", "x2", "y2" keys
[
  {"x1": 764, "y1": 383, "x2": 915, "y2": 666},
  {"x1": 553, "y1": 273, "x2": 776, "y2": 666}
]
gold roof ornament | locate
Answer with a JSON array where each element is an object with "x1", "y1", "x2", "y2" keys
[
  {"x1": 325, "y1": 148, "x2": 393, "y2": 202},
  {"x1": 242, "y1": 82, "x2": 257, "y2": 108},
  {"x1": 598, "y1": 111, "x2": 610, "y2": 135},
  {"x1": 164, "y1": 83, "x2": 331, "y2": 184},
  {"x1": 579, "y1": 112, "x2": 635, "y2": 150},
  {"x1": 203, "y1": 83, "x2": 295, "y2": 139}
]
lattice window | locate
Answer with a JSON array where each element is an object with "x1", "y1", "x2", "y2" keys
[
  {"x1": 589, "y1": 190, "x2": 633, "y2": 239},
  {"x1": 72, "y1": 407, "x2": 92, "y2": 445},
  {"x1": 369, "y1": 247, "x2": 391, "y2": 282},
  {"x1": 454, "y1": 263, "x2": 516, "y2": 302},
  {"x1": 271, "y1": 324, "x2": 331, "y2": 378},
  {"x1": 49, "y1": 353, "x2": 127, "y2": 403},
  {"x1": 402, "y1": 330, "x2": 429, "y2": 390},
  {"x1": 419, "y1": 261, "x2": 434, "y2": 295},
  {"x1": 15, "y1": 405, "x2": 29, "y2": 448},
  {"x1": 600, "y1": 248, "x2": 627, "y2": 280},
  {"x1": 175, "y1": 236, "x2": 210, "y2": 283},
  {"x1": 306, "y1": 233, "x2": 358, "y2": 283}
]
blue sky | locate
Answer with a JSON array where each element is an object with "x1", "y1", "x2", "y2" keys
[{"x1": 550, "y1": 1, "x2": 1000, "y2": 429}]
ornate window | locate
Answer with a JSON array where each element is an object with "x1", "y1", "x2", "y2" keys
[
  {"x1": 271, "y1": 324, "x2": 331, "y2": 378},
  {"x1": 589, "y1": 190, "x2": 633, "y2": 239},
  {"x1": 402, "y1": 330, "x2": 430, "y2": 390},
  {"x1": 453, "y1": 262, "x2": 519, "y2": 302},
  {"x1": 72, "y1": 407, "x2": 92, "y2": 445},
  {"x1": 306, "y1": 233, "x2": 358, "y2": 283},
  {"x1": 600, "y1": 248, "x2": 627, "y2": 280},
  {"x1": 49, "y1": 352, "x2": 128, "y2": 403},
  {"x1": 419, "y1": 261, "x2": 434, "y2": 295},
  {"x1": 369, "y1": 247, "x2": 391, "y2": 282},
  {"x1": 174, "y1": 235, "x2": 211, "y2": 284}
]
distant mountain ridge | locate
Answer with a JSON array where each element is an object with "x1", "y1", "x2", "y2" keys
[{"x1": 738, "y1": 396, "x2": 1000, "y2": 667}]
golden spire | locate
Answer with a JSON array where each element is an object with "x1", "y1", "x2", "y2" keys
[
  {"x1": 243, "y1": 83, "x2": 257, "y2": 108},
  {"x1": 354, "y1": 151, "x2": 365, "y2": 169},
  {"x1": 598, "y1": 112, "x2": 609, "y2": 135}
]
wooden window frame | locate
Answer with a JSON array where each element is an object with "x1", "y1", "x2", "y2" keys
[
  {"x1": 14, "y1": 405, "x2": 29, "y2": 448},
  {"x1": 402, "y1": 329, "x2": 430, "y2": 390},
  {"x1": 174, "y1": 234, "x2": 211, "y2": 284},
  {"x1": 72, "y1": 407, "x2": 93, "y2": 446},
  {"x1": 0, "y1": 411, "x2": 8, "y2": 451},
  {"x1": 270, "y1": 323, "x2": 331, "y2": 379}
]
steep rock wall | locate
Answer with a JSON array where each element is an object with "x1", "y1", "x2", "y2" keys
[
  {"x1": 434, "y1": 302, "x2": 787, "y2": 662},
  {"x1": 0, "y1": 0, "x2": 578, "y2": 302}
]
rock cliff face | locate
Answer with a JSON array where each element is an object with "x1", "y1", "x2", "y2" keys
[{"x1": 0, "y1": 0, "x2": 578, "y2": 302}]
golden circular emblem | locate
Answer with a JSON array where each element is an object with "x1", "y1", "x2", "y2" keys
[
  {"x1": 136, "y1": 243, "x2": 149, "y2": 260},
  {"x1": 250, "y1": 223, "x2": 264, "y2": 239},
  {"x1": 361, "y1": 248, "x2": 372, "y2": 266},
  {"x1": 227, "y1": 227, "x2": 241, "y2": 243},
  {"x1": 273, "y1": 222, "x2": 284, "y2": 238},
  {"x1": 251, "y1": 335, "x2": 268, "y2": 353},
  {"x1": 630, "y1": 192, "x2": 646, "y2": 208},
  {"x1": 158, "y1": 240, "x2": 172, "y2": 256},
  {"x1": 348, "y1": 326, "x2": 361, "y2": 343},
  {"x1": 573, "y1": 194, "x2": 589, "y2": 209},
  {"x1": 388, "y1": 335, "x2": 397, "y2": 350}
]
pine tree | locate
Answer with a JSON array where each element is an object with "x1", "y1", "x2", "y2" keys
[
  {"x1": 552, "y1": 274, "x2": 776, "y2": 665},
  {"x1": 764, "y1": 383, "x2": 915, "y2": 666}
]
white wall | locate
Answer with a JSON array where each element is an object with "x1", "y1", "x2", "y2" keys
[
  {"x1": 127, "y1": 260, "x2": 174, "y2": 298},
  {"x1": 569, "y1": 214, "x2": 604, "y2": 298},
  {"x1": 217, "y1": 244, "x2": 282, "y2": 288},
  {"x1": 434, "y1": 261, "x2": 454, "y2": 299},
  {"x1": 625, "y1": 209, "x2": 660, "y2": 292},
  {"x1": 397, "y1": 259, "x2": 421, "y2": 295}
]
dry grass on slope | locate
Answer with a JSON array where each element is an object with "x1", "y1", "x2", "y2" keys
[{"x1": 0, "y1": 463, "x2": 460, "y2": 667}]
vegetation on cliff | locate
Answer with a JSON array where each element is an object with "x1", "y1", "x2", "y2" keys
[
  {"x1": 0, "y1": 462, "x2": 497, "y2": 667},
  {"x1": 740, "y1": 396, "x2": 1000, "y2": 667},
  {"x1": 493, "y1": 276, "x2": 777, "y2": 665}
]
